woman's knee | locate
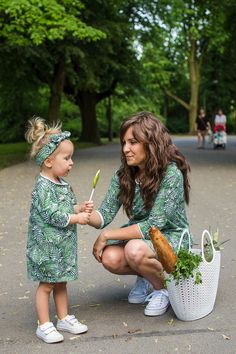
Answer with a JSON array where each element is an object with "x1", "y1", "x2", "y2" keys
[
  {"x1": 102, "y1": 246, "x2": 125, "y2": 272},
  {"x1": 124, "y1": 240, "x2": 148, "y2": 264}
]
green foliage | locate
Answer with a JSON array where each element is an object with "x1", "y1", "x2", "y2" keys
[
  {"x1": 1, "y1": 0, "x2": 236, "y2": 141},
  {"x1": 0, "y1": 0, "x2": 105, "y2": 46},
  {"x1": 167, "y1": 249, "x2": 202, "y2": 286}
]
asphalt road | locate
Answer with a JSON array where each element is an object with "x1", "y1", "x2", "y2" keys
[{"x1": 0, "y1": 135, "x2": 235, "y2": 354}]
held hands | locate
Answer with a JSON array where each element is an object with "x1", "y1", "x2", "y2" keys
[
  {"x1": 93, "y1": 232, "x2": 107, "y2": 263},
  {"x1": 71, "y1": 200, "x2": 94, "y2": 225},
  {"x1": 75, "y1": 200, "x2": 94, "y2": 213},
  {"x1": 77, "y1": 200, "x2": 94, "y2": 224},
  {"x1": 77, "y1": 212, "x2": 91, "y2": 225}
]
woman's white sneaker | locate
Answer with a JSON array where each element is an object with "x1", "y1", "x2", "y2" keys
[
  {"x1": 144, "y1": 289, "x2": 170, "y2": 316},
  {"x1": 128, "y1": 276, "x2": 152, "y2": 304},
  {"x1": 57, "y1": 315, "x2": 88, "y2": 334},
  {"x1": 36, "y1": 322, "x2": 64, "y2": 344}
]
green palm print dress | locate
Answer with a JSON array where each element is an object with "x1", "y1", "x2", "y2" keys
[
  {"x1": 26, "y1": 175, "x2": 78, "y2": 282},
  {"x1": 97, "y1": 163, "x2": 191, "y2": 251}
]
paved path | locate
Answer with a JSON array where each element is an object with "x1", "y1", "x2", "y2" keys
[{"x1": 0, "y1": 136, "x2": 236, "y2": 354}]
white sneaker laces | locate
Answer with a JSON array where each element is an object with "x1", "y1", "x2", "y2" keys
[{"x1": 145, "y1": 290, "x2": 168, "y2": 306}]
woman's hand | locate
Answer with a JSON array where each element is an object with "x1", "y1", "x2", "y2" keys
[{"x1": 93, "y1": 232, "x2": 107, "y2": 263}]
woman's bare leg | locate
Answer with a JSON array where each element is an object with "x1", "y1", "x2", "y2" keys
[
  {"x1": 124, "y1": 240, "x2": 164, "y2": 290},
  {"x1": 101, "y1": 245, "x2": 138, "y2": 275},
  {"x1": 101, "y1": 241, "x2": 164, "y2": 290}
]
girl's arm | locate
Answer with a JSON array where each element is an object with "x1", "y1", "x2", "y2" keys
[{"x1": 69, "y1": 212, "x2": 90, "y2": 225}]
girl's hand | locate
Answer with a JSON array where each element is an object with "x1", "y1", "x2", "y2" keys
[
  {"x1": 77, "y1": 212, "x2": 91, "y2": 225},
  {"x1": 93, "y1": 233, "x2": 107, "y2": 263},
  {"x1": 80, "y1": 200, "x2": 94, "y2": 213}
]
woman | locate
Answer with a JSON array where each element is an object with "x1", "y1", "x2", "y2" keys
[
  {"x1": 88, "y1": 111, "x2": 191, "y2": 316},
  {"x1": 195, "y1": 108, "x2": 211, "y2": 149}
]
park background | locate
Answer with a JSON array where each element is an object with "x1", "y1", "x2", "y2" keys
[
  {"x1": 0, "y1": 0, "x2": 236, "y2": 169},
  {"x1": 1, "y1": 2, "x2": 236, "y2": 353}
]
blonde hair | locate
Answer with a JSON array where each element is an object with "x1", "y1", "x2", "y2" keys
[{"x1": 25, "y1": 117, "x2": 62, "y2": 158}]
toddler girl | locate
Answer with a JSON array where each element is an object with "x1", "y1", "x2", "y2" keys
[{"x1": 25, "y1": 117, "x2": 93, "y2": 344}]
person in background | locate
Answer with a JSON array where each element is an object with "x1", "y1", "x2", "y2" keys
[
  {"x1": 195, "y1": 107, "x2": 211, "y2": 149},
  {"x1": 25, "y1": 117, "x2": 93, "y2": 344},
  {"x1": 88, "y1": 111, "x2": 192, "y2": 317},
  {"x1": 214, "y1": 108, "x2": 227, "y2": 132}
]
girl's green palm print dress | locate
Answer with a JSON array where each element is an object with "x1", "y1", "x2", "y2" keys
[{"x1": 27, "y1": 175, "x2": 78, "y2": 282}]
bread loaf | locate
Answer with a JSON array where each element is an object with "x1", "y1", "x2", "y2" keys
[{"x1": 149, "y1": 226, "x2": 177, "y2": 273}]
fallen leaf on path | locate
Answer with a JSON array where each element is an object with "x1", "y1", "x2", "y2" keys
[
  {"x1": 70, "y1": 304, "x2": 80, "y2": 308},
  {"x1": 168, "y1": 318, "x2": 174, "y2": 325},
  {"x1": 127, "y1": 328, "x2": 141, "y2": 334},
  {"x1": 70, "y1": 336, "x2": 81, "y2": 340},
  {"x1": 123, "y1": 322, "x2": 128, "y2": 327},
  {"x1": 208, "y1": 327, "x2": 214, "y2": 331},
  {"x1": 222, "y1": 334, "x2": 230, "y2": 340}
]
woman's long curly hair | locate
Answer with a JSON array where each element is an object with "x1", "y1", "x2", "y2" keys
[{"x1": 117, "y1": 112, "x2": 190, "y2": 218}]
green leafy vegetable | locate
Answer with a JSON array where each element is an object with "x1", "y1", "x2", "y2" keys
[
  {"x1": 204, "y1": 229, "x2": 229, "y2": 262},
  {"x1": 166, "y1": 249, "x2": 202, "y2": 286}
]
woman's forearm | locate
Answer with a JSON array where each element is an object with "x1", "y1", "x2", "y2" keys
[
  {"x1": 101, "y1": 224, "x2": 142, "y2": 241},
  {"x1": 88, "y1": 210, "x2": 103, "y2": 228}
]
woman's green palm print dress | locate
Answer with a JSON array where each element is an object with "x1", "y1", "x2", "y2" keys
[
  {"x1": 97, "y1": 163, "x2": 191, "y2": 251},
  {"x1": 27, "y1": 175, "x2": 78, "y2": 282}
]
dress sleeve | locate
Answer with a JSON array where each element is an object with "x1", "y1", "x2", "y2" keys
[
  {"x1": 32, "y1": 186, "x2": 70, "y2": 228},
  {"x1": 97, "y1": 173, "x2": 122, "y2": 228},
  {"x1": 137, "y1": 165, "x2": 184, "y2": 239}
]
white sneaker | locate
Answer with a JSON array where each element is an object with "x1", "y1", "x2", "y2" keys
[
  {"x1": 36, "y1": 322, "x2": 64, "y2": 344},
  {"x1": 57, "y1": 315, "x2": 88, "y2": 334},
  {"x1": 144, "y1": 289, "x2": 170, "y2": 316},
  {"x1": 128, "y1": 276, "x2": 152, "y2": 304}
]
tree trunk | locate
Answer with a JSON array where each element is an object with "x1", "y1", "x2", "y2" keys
[
  {"x1": 48, "y1": 58, "x2": 65, "y2": 123},
  {"x1": 188, "y1": 39, "x2": 200, "y2": 133},
  {"x1": 163, "y1": 92, "x2": 168, "y2": 119},
  {"x1": 77, "y1": 91, "x2": 101, "y2": 144},
  {"x1": 106, "y1": 96, "x2": 113, "y2": 141}
]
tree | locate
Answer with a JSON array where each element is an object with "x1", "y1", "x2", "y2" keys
[
  {"x1": 64, "y1": 0, "x2": 141, "y2": 143},
  {"x1": 144, "y1": 0, "x2": 229, "y2": 132},
  {"x1": 0, "y1": 0, "x2": 105, "y2": 135}
]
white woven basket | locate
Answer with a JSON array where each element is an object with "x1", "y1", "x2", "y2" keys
[{"x1": 167, "y1": 229, "x2": 221, "y2": 321}]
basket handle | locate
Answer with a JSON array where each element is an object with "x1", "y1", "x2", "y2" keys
[
  {"x1": 201, "y1": 229, "x2": 216, "y2": 263},
  {"x1": 177, "y1": 229, "x2": 191, "y2": 252}
]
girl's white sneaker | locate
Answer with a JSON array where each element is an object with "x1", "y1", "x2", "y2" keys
[
  {"x1": 36, "y1": 322, "x2": 64, "y2": 344},
  {"x1": 57, "y1": 315, "x2": 88, "y2": 334}
]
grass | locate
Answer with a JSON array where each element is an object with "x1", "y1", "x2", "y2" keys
[
  {"x1": 0, "y1": 142, "x2": 30, "y2": 170},
  {"x1": 0, "y1": 138, "x2": 119, "y2": 171}
]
